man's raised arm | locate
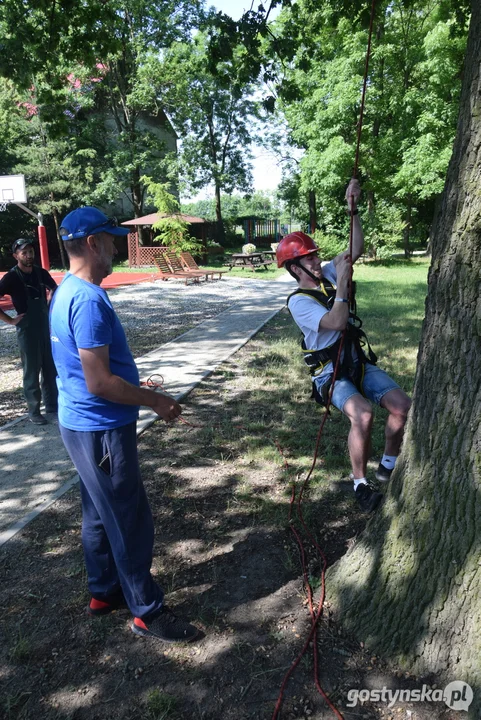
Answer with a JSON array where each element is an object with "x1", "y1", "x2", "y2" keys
[{"x1": 333, "y1": 178, "x2": 364, "y2": 265}]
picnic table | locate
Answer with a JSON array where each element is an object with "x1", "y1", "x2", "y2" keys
[{"x1": 224, "y1": 251, "x2": 275, "y2": 271}]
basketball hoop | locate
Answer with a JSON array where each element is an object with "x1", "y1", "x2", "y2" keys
[
  {"x1": 0, "y1": 175, "x2": 26, "y2": 214},
  {"x1": 0, "y1": 174, "x2": 50, "y2": 270}
]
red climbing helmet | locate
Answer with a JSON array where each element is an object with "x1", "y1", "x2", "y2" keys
[{"x1": 276, "y1": 231, "x2": 319, "y2": 268}]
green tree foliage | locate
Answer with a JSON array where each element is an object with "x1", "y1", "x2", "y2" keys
[
  {"x1": 161, "y1": 29, "x2": 259, "y2": 245},
  {"x1": 0, "y1": 74, "x2": 103, "y2": 264},
  {"x1": 0, "y1": 0, "x2": 118, "y2": 95},
  {"x1": 0, "y1": 0, "x2": 200, "y2": 112},
  {"x1": 182, "y1": 190, "x2": 281, "y2": 222},
  {"x1": 0, "y1": 80, "x2": 26, "y2": 172},
  {"x1": 0, "y1": 1, "x2": 202, "y2": 235},
  {"x1": 78, "y1": 0, "x2": 202, "y2": 226},
  {"x1": 276, "y1": 170, "x2": 309, "y2": 227},
  {"x1": 143, "y1": 176, "x2": 202, "y2": 254},
  {"x1": 13, "y1": 113, "x2": 99, "y2": 267},
  {"x1": 272, "y1": 0, "x2": 468, "y2": 256},
  {"x1": 182, "y1": 191, "x2": 285, "y2": 247},
  {"x1": 0, "y1": 0, "x2": 472, "y2": 263}
]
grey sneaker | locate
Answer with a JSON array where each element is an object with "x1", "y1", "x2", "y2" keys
[
  {"x1": 29, "y1": 413, "x2": 47, "y2": 425},
  {"x1": 132, "y1": 606, "x2": 199, "y2": 643},
  {"x1": 375, "y1": 462, "x2": 393, "y2": 483},
  {"x1": 355, "y1": 483, "x2": 383, "y2": 512}
]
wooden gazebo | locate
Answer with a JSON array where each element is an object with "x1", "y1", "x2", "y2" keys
[{"x1": 121, "y1": 213, "x2": 208, "y2": 267}]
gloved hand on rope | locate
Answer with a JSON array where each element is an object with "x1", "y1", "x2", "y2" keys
[
  {"x1": 345, "y1": 177, "x2": 361, "y2": 212},
  {"x1": 342, "y1": 178, "x2": 364, "y2": 263}
]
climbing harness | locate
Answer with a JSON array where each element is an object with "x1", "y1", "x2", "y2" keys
[{"x1": 287, "y1": 283, "x2": 378, "y2": 406}]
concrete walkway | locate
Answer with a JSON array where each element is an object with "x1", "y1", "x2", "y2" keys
[{"x1": 0, "y1": 276, "x2": 295, "y2": 548}]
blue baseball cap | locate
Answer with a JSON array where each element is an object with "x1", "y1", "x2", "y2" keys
[{"x1": 59, "y1": 207, "x2": 130, "y2": 240}]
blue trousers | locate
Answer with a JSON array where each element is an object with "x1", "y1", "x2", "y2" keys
[{"x1": 59, "y1": 422, "x2": 164, "y2": 620}]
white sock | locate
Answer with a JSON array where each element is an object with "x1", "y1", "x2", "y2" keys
[
  {"x1": 353, "y1": 477, "x2": 367, "y2": 490},
  {"x1": 381, "y1": 454, "x2": 397, "y2": 470}
]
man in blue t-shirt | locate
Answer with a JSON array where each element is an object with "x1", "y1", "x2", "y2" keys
[{"x1": 50, "y1": 206, "x2": 198, "y2": 644}]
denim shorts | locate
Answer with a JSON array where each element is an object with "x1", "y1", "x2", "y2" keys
[{"x1": 314, "y1": 363, "x2": 401, "y2": 413}]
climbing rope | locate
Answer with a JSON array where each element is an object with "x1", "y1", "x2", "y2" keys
[{"x1": 271, "y1": 1, "x2": 377, "y2": 718}]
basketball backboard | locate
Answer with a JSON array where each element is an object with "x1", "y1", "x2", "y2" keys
[{"x1": 0, "y1": 174, "x2": 27, "y2": 206}]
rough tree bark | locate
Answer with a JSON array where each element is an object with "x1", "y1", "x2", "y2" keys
[
  {"x1": 51, "y1": 205, "x2": 68, "y2": 269},
  {"x1": 327, "y1": 2, "x2": 480, "y2": 715}
]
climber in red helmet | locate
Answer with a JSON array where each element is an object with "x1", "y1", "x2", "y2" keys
[{"x1": 276, "y1": 179, "x2": 411, "y2": 513}]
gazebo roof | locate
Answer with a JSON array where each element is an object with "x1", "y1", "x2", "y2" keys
[{"x1": 121, "y1": 213, "x2": 207, "y2": 226}]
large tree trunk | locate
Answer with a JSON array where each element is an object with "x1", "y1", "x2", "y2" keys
[
  {"x1": 131, "y1": 168, "x2": 146, "y2": 245},
  {"x1": 327, "y1": 3, "x2": 481, "y2": 715},
  {"x1": 51, "y1": 204, "x2": 68, "y2": 269},
  {"x1": 403, "y1": 199, "x2": 412, "y2": 258},
  {"x1": 309, "y1": 190, "x2": 317, "y2": 233},
  {"x1": 214, "y1": 182, "x2": 226, "y2": 246}
]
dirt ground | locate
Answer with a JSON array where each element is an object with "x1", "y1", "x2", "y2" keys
[{"x1": 0, "y1": 315, "x2": 460, "y2": 720}]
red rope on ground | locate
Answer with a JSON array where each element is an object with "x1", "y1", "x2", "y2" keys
[{"x1": 143, "y1": 363, "x2": 345, "y2": 717}]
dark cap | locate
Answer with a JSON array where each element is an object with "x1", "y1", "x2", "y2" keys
[
  {"x1": 12, "y1": 238, "x2": 34, "y2": 253},
  {"x1": 59, "y1": 207, "x2": 129, "y2": 241}
]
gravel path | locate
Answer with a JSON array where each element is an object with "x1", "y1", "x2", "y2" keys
[{"x1": 0, "y1": 277, "x2": 276, "y2": 426}]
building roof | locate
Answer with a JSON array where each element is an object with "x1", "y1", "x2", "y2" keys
[{"x1": 121, "y1": 213, "x2": 207, "y2": 226}]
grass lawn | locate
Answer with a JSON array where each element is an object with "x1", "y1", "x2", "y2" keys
[
  {"x1": 50, "y1": 256, "x2": 284, "y2": 279},
  {"x1": 0, "y1": 258, "x2": 436, "y2": 720}
]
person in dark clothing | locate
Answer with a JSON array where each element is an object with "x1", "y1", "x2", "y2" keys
[{"x1": 0, "y1": 238, "x2": 58, "y2": 424}]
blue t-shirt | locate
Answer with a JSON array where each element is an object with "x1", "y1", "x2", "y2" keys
[{"x1": 50, "y1": 273, "x2": 139, "y2": 431}]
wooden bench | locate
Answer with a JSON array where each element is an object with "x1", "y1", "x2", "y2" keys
[
  {"x1": 224, "y1": 252, "x2": 274, "y2": 271},
  {"x1": 180, "y1": 252, "x2": 225, "y2": 280},
  {"x1": 162, "y1": 250, "x2": 216, "y2": 282},
  {"x1": 153, "y1": 255, "x2": 205, "y2": 284}
]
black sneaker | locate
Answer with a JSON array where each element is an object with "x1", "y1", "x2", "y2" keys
[
  {"x1": 355, "y1": 483, "x2": 383, "y2": 512},
  {"x1": 131, "y1": 606, "x2": 199, "y2": 643},
  {"x1": 88, "y1": 590, "x2": 127, "y2": 616},
  {"x1": 375, "y1": 462, "x2": 393, "y2": 483},
  {"x1": 29, "y1": 413, "x2": 47, "y2": 425}
]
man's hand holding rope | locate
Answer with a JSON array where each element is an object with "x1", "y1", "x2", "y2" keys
[
  {"x1": 149, "y1": 391, "x2": 182, "y2": 423},
  {"x1": 345, "y1": 177, "x2": 361, "y2": 211}
]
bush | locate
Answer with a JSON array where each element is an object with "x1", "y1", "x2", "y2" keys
[
  {"x1": 242, "y1": 243, "x2": 256, "y2": 254},
  {"x1": 363, "y1": 202, "x2": 406, "y2": 258},
  {"x1": 313, "y1": 231, "x2": 345, "y2": 260},
  {"x1": 223, "y1": 224, "x2": 242, "y2": 247}
]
